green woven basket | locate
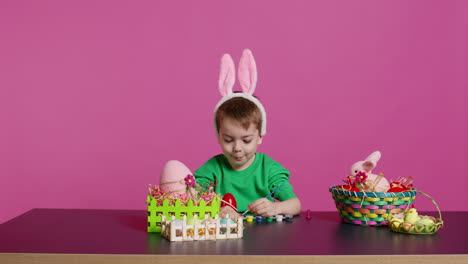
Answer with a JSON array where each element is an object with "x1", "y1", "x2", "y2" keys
[
  {"x1": 147, "y1": 195, "x2": 220, "y2": 232},
  {"x1": 329, "y1": 185, "x2": 417, "y2": 226}
]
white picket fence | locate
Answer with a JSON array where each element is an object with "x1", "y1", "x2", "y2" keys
[{"x1": 161, "y1": 214, "x2": 244, "y2": 241}]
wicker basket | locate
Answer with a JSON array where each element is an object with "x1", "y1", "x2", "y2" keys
[
  {"x1": 329, "y1": 185, "x2": 417, "y2": 226},
  {"x1": 388, "y1": 191, "x2": 443, "y2": 235}
]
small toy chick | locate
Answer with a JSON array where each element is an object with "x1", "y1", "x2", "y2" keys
[{"x1": 404, "y1": 208, "x2": 419, "y2": 224}]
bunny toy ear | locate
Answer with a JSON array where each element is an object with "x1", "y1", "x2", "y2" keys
[
  {"x1": 365, "y1": 151, "x2": 382, "y2": 163},
  {"x1": 362, "y1": 160, "x2": 376, "y2": 172},
  {"x1": 362, "y1": 151, "x2": 381, "y2": 172},
  {"x1": 218, "y1": 54, "x2": 235, "y2": 97},
  {"x1": 238, "y1": 49, "x2": 257, "y2": 95}
]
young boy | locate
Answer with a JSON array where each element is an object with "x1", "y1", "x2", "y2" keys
[{"x1": 194, "y1": 49, "x2": 301, "y2": 218}]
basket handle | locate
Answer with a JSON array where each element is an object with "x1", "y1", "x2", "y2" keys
[{"x1": 416, "y1": 190, "x2": 443, "y2": 221}]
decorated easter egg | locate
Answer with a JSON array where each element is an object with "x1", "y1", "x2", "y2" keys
[
  {"x1": 392, "y1": 213, "x2": 404, "y2": 219},
  {"x1": 160, "y1": 160, "x2": 192, "y2": 196},
  {"x1": 221, "y1": 193, "x2": 237, "y2": 211},
  {"x1": 220, "y1": 217, "x2": 236, "y2": 232},
  {"x1": 220, "y1": 218, "x2": 236, "y2": 225},
  {"x1": 201, "y1": 218, "x2": 216, "y2": 225}
]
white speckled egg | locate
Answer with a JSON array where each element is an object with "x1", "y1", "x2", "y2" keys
[{"x1": 159, "y1": 160, "x2": 192, "y2": 196}]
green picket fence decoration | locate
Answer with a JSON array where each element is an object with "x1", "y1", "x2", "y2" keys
[{"x1": 147, "y1": 195, "x2": 220, "y2": 232}]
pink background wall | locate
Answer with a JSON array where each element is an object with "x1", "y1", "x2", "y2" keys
[{"x1": 1, "y1": 0, "x2": 467, "y2": 224}]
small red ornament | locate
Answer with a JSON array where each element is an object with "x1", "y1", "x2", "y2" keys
[
  {"x1": 337, "y1": 185, "x2": 360, "y2": 192},
  {"x1": 387, "y1": 180, "x2": 412, "y2": 192},
  {"x1": 387, "y1": 187, "x2": 406, "y2": 192},
  {"x1": 221, "y1": 193, "x2": 237, "y2": 211}
]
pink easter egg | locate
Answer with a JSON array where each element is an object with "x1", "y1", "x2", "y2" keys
[{"x1": 159, "y1": 160, "x2": 192, "y2": 196}]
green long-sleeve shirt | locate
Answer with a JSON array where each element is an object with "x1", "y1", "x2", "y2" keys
[{"x1": 194, "y1": 153, "x2": 297, "y2": 212}]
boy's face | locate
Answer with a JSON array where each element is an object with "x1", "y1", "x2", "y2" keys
[{"x1": 217, "y1": 117, "x2": 263, "y2": 171}]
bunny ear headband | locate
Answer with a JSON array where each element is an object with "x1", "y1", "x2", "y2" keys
[{"x1": 213, "y1": 49, "x2": 267, "y2": 137}]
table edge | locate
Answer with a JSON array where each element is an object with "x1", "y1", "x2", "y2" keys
[{"x1": 1, "y1": 253, "x2": 468, "y2": 264}]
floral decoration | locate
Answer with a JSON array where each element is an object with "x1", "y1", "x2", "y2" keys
[
  {"x1": 149, "y1": 176, "x2": 220, "y2": 206},
  {"x1": 184, "y1": 174, "x2": 196, "y2": 187},
  {"x1": 355, "y1": 171, "x2": 368, "y2": 183}
]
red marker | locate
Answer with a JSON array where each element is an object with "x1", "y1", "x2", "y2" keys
[{"x1": 306, "y1": 210, "x2": 312, "y2": 220}]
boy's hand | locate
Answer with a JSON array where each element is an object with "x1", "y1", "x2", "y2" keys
[
  {"x1": 219, "y1": 206, "x2": 241, "y2": 220},
  {"x1": 248, "y1": 198, "x2": 277, "y2": 217}
]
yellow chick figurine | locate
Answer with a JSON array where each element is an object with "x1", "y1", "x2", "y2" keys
[{"x1": 404, "y1": 208, "x2": 419, "y2": 224}]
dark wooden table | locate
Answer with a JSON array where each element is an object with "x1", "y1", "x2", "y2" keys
[{"x1": 0, "y1": 209, "x2": 467, "y2": 263}]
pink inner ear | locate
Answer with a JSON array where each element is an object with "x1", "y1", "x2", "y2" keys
[
  {"x1": 218, "y1": 54, "x2": 235, "y2": 96},
  {"x1": 238, "y1": 49, "x2": 257, "y2": 95},
  {"x1": 363, "y1": 161, "x2": 375, "y2": 172}
]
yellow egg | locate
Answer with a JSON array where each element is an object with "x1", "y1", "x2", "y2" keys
[
  {"x1": 391, "y1": 218, "x2": 404, "y2": 228},
  {"x1": 417, "y1": 218, "x2": 434, "y2": 225},
  {"x1": 187, "y1": 218, "x2": 196, "y2": 225}
]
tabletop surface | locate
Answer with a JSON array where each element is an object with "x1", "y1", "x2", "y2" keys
[{"x1": 0, "y1": 209, "x2": 467, "y2": 255}]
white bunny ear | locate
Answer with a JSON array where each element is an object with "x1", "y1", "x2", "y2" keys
[
  {"x1": 238, "y1": 49, "x2": 257, "y2": 95},
  {"x1": 218, "y1": 54, "x2": 235, "y2": 97},
  {"x1": 365, "y1": 151, "x2": 382, "y2": 163}
]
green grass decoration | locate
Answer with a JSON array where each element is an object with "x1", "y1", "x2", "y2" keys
[{"x1": 147, "y1": 195, "x2": 220, "y2": 232}]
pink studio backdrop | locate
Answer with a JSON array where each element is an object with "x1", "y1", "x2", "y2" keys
[{"x1": 1, "y1": 1, "x2": 467, "y2": 224}]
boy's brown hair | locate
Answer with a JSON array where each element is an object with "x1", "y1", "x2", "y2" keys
[{"x1": 215, "y1": 97, "x2": 262, "y2": 135}]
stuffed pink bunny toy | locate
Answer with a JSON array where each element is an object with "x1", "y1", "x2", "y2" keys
[{"x1": 350, "y1": 151, "x2": 390, "y2": 192}]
